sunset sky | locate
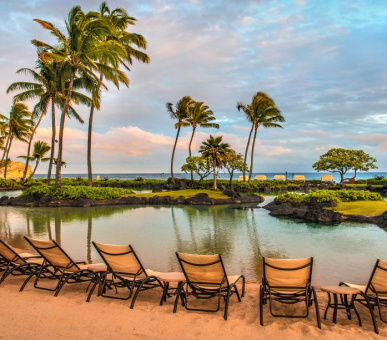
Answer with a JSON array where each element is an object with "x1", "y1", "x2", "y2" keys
[{"x1": 0, "y1": 0, "x2": 386, "y2": 174}]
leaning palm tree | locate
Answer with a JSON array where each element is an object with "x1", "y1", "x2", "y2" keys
[
  {"x1": 247, "y1": 92, "x2": 285, "y2": 184},
  {"x1": 187, "y1": 102, "x2": 219, "y2": 181},
  {"x1": 0, "y1": 103, "x2": 33, "y2": 179},
  {"x1": 236, "y1": 101, "x2": 253, "y2": 182},
  {"x1": 7, "y1": 59, "x2": 87, "y2": 182},
  {"x1": 199, "y1": 135, "x2": 230, "y2": 190},
  {"x1": 84, "y1": 2, "x2": 150, "y2": 186},
  {"x1": 166, "y1": 96, "x2": 193, "y2": 180},
  {"x1": 18, "y1": 140, "x2": 50, "y2": 180},
  {"x1": 32, "y1": 5, "x2": 126, "y2": 188}
]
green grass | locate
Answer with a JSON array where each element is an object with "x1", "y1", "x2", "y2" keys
[
  {"x1": 346, "y1": 184, "x2": 383, "y2": 188},
  {"x1": 329, "y1": 201, "x2": 387, "y2": 217},
  {"x1": 132, "y1": 189, "x2": 229, "y2": 199}
]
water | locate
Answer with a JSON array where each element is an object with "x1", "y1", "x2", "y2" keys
[
  {"x1": 32, "y1": 172, "x2": 387, "y2": 182},
  {"x1": 1, "y1": 203, "x2": 386, "y2": 285}
]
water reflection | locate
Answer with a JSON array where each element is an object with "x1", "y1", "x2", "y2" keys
[{"x1": 0, "y1": 204, "x2": 386, "y2": 285}]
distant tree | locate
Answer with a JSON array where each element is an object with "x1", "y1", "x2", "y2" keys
[
  {"x1": 199, "y1": 135, "x2": 230, "y2": 190},
  {"x1": 181, "y1": 156, "x2": 212, "y2": 183},
  {"x1": 223, "y1": 149, "x2": 248, "y2": 186},
  {"x1": 312, "y1": 148, "x2": 378, "y2": 183},
  {"x1": 167, "y1": 96, "x2": 193, "y2": 181},
  {"x1": 18, "y1": 140, "x2": 50, "y2": 179}
]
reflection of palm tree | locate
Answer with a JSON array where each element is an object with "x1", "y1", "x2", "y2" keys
[
  {"x1": 171, "y1": 207, "x2": 183, "y2": 252},
  {"x1": 87, "y1": 213, "x2": 92, "y2": 264},
  {"x1": 54, "y1": 209, "x2": 61, "y2": 245},
  {"x1": 47, "y1": 219, "x2": 52, "y2": 240}
]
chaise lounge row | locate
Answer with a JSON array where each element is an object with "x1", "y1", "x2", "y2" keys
[{"x1": 0, "y1": 238, "x2": 385, "y2": 333}]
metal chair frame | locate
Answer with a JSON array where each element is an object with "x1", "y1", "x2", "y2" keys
[
  {"x1": 259, "y1": 257, "x2": 321, "y2": 329},
  {"x1": 175, "y1": 252, "x2": 245, "y2": 320},
  {"x1": 89, "y1": 242, "x2": 163, "y2": 309},
  {"x1": 24, "y1": 237, "x2": 98, "y2": 296},
  {"x1": 340, "y1": 259, "x2": 387, "y2": 334}
]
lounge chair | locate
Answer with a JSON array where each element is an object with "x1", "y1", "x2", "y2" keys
[
  {"x1": 237, "y1": 175, "x2": 249, "y2": 182},
  {"x1": 254, "y1": 175, "x2": 267, "y2": 181},
  {"x1": 24, "y1": 237, "x2": 99, "y2": 296},
  {"x1": 90, "y1": 242, "x2": 163, "y2": 308},
  {"x1": 321, "y1": 175, "x2": 334, "y2": 182},
  {"x1": 340, "y1": 259, "x2": 387, "y2": 334},
  {"x1": 0, "y1": 239, "x2": 45, "y2": 290},
  {"x1": 175, "y1": 252, "x2": 245, "y2": 320},
  {"x1": 293, "y1": 175, "x2": 305, "y2": 182},
  {"x1": 259, "y1": 257, "x2": 321, "y2": 328},
  {"x1": 273, "y1": 175, "x2": 286, "y2": 181}
]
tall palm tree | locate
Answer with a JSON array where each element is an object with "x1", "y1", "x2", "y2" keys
[
  {"x1": 32, "y1": 5, "x2": 126, "y2": 188},
  {"x1": 187, "y1": 102, "x2": 219, "y2": 181},
  {"x1": 247, "y1": 92, "x2": 285, "y2": 184},
  {"x1": 199, "y1": 135, "x2": 230, "y2": 190},
  {"x1": 84, "y1": 2, "x2": 149, "y2": 186},
  {"x1": 166, "y1": 96, "x2": 192, "y2": 180},
  {"x1": 236, "y1": 101, "x2": 253, "y2": 182},
  {"x1": 18, "y1": 140, "x2": 50, "y2": 179},
  {"x1": 7, "y1": 60, "x2": 87, "y2": 182},
  {"x1": 0, "y1": 103, "x2": 33, "y2": 179}
]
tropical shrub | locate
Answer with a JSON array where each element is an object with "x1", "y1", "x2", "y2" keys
[
  {"x1": 0, "y1": 179, "x2": 19, "y2": 188},
  {"x1": 275, "y1": 189, "x2": 383, "y2": 206},
  {"x1": 21, "y1": 185, "x2": 135, "y2": 200}
]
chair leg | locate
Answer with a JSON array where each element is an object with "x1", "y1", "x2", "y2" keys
[
  {"x1": 259, "y1": 285, "x2": 264, "y2": 326},
  {"x1": 361, "y1": 292, "x2": 379, "y2": 334},
  {"x1": 224, "y1": 288, "x2": 232, "y2": 320},
  {"x1": 130, "y1": 278, "x2": 153, "y2": 309},
  {"x1": 311, "y1": 287, "x2": 321, "y2": 329}
]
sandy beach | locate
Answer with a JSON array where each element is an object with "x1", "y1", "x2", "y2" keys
[{"x1": 0, "y1": 275, "x2": 384, "y2": 340}]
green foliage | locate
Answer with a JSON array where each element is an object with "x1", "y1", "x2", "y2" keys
[
  {"x1": 181, "y1": 156, "x2": 212, "y2": 182},
  {"x1": 312, "y1": 148, "x2": 378, "y2": 182},
  {"x1": 0, "y1": 178, "x2": 19, "y2": 188},
  {"x1": 21, "y1": 185, "x2": 135, "y2": 200},
  {"x1": 356, "y1": 178, "x2": 387, "y2": 185},
  {"x1": 276, "y1": 189, "x2": 383, "y2": 206}
]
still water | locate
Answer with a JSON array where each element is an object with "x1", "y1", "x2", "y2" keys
[{"x1": 0, "y1": 202, "x2": 386, "y2": 285}]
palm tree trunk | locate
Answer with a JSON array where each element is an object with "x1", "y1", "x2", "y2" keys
[
  {"x1": 0, "y1": 133, "x2": 11, "y2": 173},
  {"x1": 23, "y1": 113, "x2": 44, "y2": 179},
  {"x1": 171, "y1": 125, "x2": 181, "y2": 180},
  {"x1": 243, "y1": 124, "x2": 254, "y2": 182},
  {"x1": 4, "y1": 137, "x2": 13, "y2": 179},
  {"x1": 249, "y1": 126, "x2": 258, "y2": 184},
  {"x1": 47, "y1": 96, "x2": 56, "y2": 185},
  {"x1": 87, "y1": 105, "x2": 96, "y2": 187},
  {"x1": 87, "y1": 74, "x2": 103, "y2": 187},
  {"x1": 189, "y1": 127, "x2": 196, "y2": 181},
  {"x1": 55, "y1": 71, "x2": 75, "y2": 189},
  {"x1": 213, "y1": 157, "x2": 217, "y2": 189},
  {"x1": 28, "y1": 160, "x2": 40, "y2": 180}
]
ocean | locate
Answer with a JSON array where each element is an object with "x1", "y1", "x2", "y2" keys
[{"x1": 34, "y1": 172, "x2": 387, "y2": 182}]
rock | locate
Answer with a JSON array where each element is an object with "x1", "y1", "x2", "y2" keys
[
  {"x1": 178, "y1": 181, "x2": 187, "y2": 190},
  {"x1": 304, "y1": 208, "x2": 342, "y2": 224},
  {"x1": 223, "y1": 187, "x2": 236, "y2": 197},
  {"x1": 185, "y1": 193, "x2": 213, "y2": 205},
  {"x1": 0, "y1": 196, "x2": 9, "y2": 205},
  {"x1": 152, "y1": 186, "x2": 162, "y2": 193},
  {"x1": 72, "y1": 198, "x2": 93, "y2": 207}
]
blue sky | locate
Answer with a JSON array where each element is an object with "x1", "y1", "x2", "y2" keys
[{"x1": 0, "y1": 0, "x2": 386, "y2": 174}]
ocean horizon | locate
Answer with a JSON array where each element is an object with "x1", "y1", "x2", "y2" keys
[{"x1": 33, "y1": 171, "x2": 387, "y2": 182}]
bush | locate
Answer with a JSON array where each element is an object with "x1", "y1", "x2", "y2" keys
[
  {"x1": 21, "y1": 185, "x2": 135, "y2": 200},
  {"x1": 275, "y1": 189, "x2": 383, "y2": 206},
  {"x1": 0, "y1": 179, "x2": 19, "y2": 188}
]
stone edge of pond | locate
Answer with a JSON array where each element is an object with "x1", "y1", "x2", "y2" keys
[
  {"x1": 263, "y1": 200, "x2": 387, "y2": 228},
  {"x1": 0, "y1": 192, "x2": 265, "y2": 208}
]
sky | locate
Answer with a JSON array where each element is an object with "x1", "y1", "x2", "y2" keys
[{"x1": 0, "y1": 0, "x2": 386, "y2": 174}]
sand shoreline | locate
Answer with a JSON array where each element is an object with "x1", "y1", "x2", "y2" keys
[{"x1": 0, "y1": 275, "x2": 384, "y2": 339}]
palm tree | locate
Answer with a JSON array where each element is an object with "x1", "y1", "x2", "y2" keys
[
  {"x1": 0, "y1": 103, "x2": 33, "y2": 179},
  {"x1": 7, "y1": 60, "x2": 87, "y2": 182},
  {"x1": 18, "y1": 140, "x2": 50, "y2": 179},
  {"x1": 236, "y1": 101, "x2": 253, "y2": 182},
  {"x1": 166, "y1": 96, "x2": 192, "y2": 180},
  {"x1": 199, "y1": 135, "x2": 230, "y2": 190},
  {"x1": 187, "y1": 102, "x2": 219, "y2": 181},
  {"x1": 247, "y1": 92, "x2": 285, "y2": 184},
  {"x1": 32, "y1": 5, "x2": 126, "y2": 188},
  {"x1": 84, "y1": 2, "x2": 150, "y2": 186}
]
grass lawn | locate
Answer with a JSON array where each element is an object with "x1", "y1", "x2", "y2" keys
[
  {"x1": 346, "y1": 184, "x2": 383, "y2": 187},
  {"x1": 132, "y1": 189, "x2": 229, "y2": 199},
  {"x1": 330, "y1": 200, "x2": 387, "y2": 216}
]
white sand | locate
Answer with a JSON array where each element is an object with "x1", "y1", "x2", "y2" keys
[{"x1": 0, "y1": 275, "x2": 384, "y2": 339}]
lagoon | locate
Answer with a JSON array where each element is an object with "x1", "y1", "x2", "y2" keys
[{"x1": 1, "y1": 199, "x2": 386, "y2": 285}]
